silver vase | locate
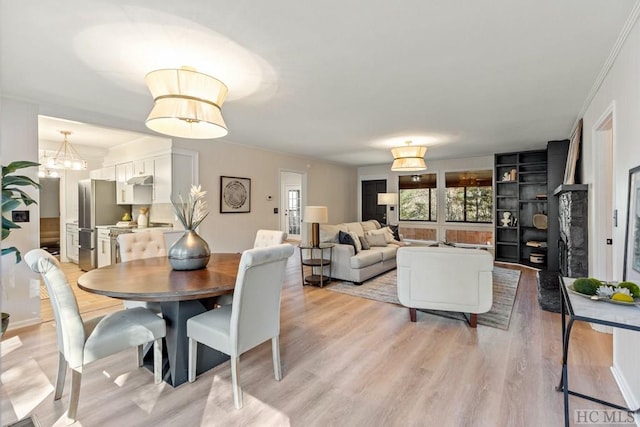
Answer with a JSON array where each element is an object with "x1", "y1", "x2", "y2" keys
[{"x1": 168, "y1": 230, "x2": 211, "y2": 270}]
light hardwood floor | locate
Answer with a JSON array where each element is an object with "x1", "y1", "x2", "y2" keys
[{"x1": 1, "y1": 252, "x2": 625, "y2": 426}]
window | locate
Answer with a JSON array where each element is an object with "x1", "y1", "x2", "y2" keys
[
  {"x1": 399, "y1": 174, "x2": 437, "y2": 221},
  {"x1": 445, "y1": 170, "x2": 493, "y2": 223}
]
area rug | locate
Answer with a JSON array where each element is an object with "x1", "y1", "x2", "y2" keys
[{"x1": 324, "y1": 267, "x2": 521, "y2": 330}]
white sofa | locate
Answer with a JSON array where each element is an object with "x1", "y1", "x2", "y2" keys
[
  {"x1": 319, "y1": 220, "x2": 399, "y2": 284},
  {"x1": 396, "y1": 246, "x2": 493, "y2": 327}
]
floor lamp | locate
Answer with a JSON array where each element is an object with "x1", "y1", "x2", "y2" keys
[
  {"x1": 377, "y1": 193, "x2": 398, "y2": 224},
  {"x1": 304, "y1": 206, "x2": 328, "y2": 247}
]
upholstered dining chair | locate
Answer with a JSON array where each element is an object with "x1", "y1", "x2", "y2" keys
[
  {"x1": 117, "y1": 231, "x2": 166, "y2": 313},
  {"x1": 253, "y1": 229, "x2": 287, "y2": 248},
  {"x1": 186, "y1": 243, "x2": 295, "y2": 409},
  {"x1": 25, "y1": 249, "x2": 166, "y2": 424}
]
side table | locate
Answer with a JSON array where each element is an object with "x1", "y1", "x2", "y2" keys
[{"x1": 299, "y1": 243, "x2": 334, "y2": 287}]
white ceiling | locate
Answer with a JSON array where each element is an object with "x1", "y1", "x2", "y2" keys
[{"x1": 2, "y1": 1, "x2": 637, "y2": 167}]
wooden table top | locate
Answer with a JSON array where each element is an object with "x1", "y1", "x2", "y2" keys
[{"x1": 78, "y1": 254, "x2": 241, "y2": 302}]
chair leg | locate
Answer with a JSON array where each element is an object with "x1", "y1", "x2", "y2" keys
[
  {"x1": 153, "y1": 338, "x2": 163, "y2": 384},
  {"x1": 468, "y1": 313, "x2": 478, "y2": 328},
  {"x1": 54, "y1": 351, "x2": 67, "y2": 400},
  {"x1": 231, "y1": 356, "x2": 243, "y2": 409},
  {"x1": 409, "y1": 308, "x2": 417, "y2": 322},
  {"x1": 188, "y1": 338, "x2": 197, "y2": 383},
  {"x1": 66, "y1": 368, "x2": 82, "y2": 424},
  {"x1": 272, "y1": 336, "x2": 282, "y2": 381}
]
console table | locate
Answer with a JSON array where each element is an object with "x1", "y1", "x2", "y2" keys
[
  {"x1": 557, "y1": 276, "x2": 640, "y2": 426},
  {"x1": 299, "y1": 243, "x2": 333, "y2": 287}
]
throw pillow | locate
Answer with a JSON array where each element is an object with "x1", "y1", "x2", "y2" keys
[
  {"x1": 349, "y1": 231, "x2": 362, "y2": 252},
  {"x1": 388, "y1": 224, "x2": 401, "y2": 241},
  {"x1": 370, "y1": 219, "x2": 382, "y2": 229},
  {"x1": 361, "y1": 220, "x2": 377, "y2": 233},
  {"x1": 367, "y1": 227, "x2": 394, "y2": 244},
  {"x1": 365, "y1": 233, "x2": 388, "y2": 247},
  {"x1": 339, "y1": 230, "x2": 358, "y2": 253},
  {"x1": 359, "y1": 236, "x2": 370, "y2": 250}
]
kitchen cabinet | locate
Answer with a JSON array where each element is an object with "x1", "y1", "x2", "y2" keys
[
  {"x1": 133, "y1": 159, "x2": 154, "y2": 176},
  {"x1": 66, "y1": 223, "x2": 79, "y2": 263},
  {"x1": 89, "y1": 166, "x2": 116, "y2": 181},
  {"x1": 153, "y1": 151, "x2": 197, "y2": 203},
  {"x1": 97, "y1": 228, "x2": 111, "y2": 268},
  {"x1": 116, "y1": 162, "x2": 134, "y2": 204}
]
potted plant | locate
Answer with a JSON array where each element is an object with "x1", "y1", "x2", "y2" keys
[{"x1": 1, "y1": 160, "x2": 40, "y2": 336}]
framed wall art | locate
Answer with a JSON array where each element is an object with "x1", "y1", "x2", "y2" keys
[
  {"x1": 220, "y1": 176, "x2": 251, "y2": 213},
  {"x1": 623, "y1": 165, "x2": 640, "y2": 282}
]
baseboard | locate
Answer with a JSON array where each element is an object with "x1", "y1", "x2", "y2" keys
[{"x1": 610, "y1": 365, "x2": 640, "y2": 418}]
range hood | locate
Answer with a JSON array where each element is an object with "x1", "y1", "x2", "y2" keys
[{"x1": 127, "y1": 175, "x2": 153, "y2": 185}]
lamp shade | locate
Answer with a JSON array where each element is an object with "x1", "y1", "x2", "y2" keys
[
  {"x1": 304, "y1": 206, "x2": 328, "y2": 223},
  {"x1": 391, "y1": 143, "x2": 427, "y2": 171},
  {"x1": 377, "y1": 193, "x2": 398, "y2": 205},
  {"x1": 145, "y1": 67, "x2": 228, "y2": 139}
]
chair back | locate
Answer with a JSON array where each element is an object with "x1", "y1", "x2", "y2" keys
[
  {"x1": 24, "y1": 249, "x2": 86, "y2": 368},
  {"x1": 118, "y1": 231, "x2": 166, "y2": 262},
  {"x1": 230, "y1": 243, "x2": 294, "y2": 355},
  {"x1": 253, "y1": 229, "x2": 287, "y2": 248},
  {"x1": 396, "y1": 246, "x2": 494, "y2": 314}
]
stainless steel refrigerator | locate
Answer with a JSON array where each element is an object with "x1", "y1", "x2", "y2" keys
[{"x1": 78, "y1": 179, "x2": 130, "y2": 271}]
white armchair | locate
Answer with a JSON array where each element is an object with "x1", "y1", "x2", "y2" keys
[
  {"x1": 396, "y1": 246, "x2": 493, "y2": 327},
  {"x1": 253, "y1": 229, "x2": 287, "y2": 248}
]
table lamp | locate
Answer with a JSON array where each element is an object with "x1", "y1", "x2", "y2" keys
[
  {"x1": 304, "y1": 206, "x2": 328, "y2": 247},
  {"x1": 377, "y1": 193, "x2": 398, "y2": 224}
]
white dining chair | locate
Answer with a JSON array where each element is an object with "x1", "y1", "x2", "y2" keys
[
  {"x1": 25, "y1": 249, "x2": 166, "y2": 424},
  {"x1": 186, "y1": 243, "x2": 295, "y2": 409},
  {"x1": 253, "y1": 229, "x2": 287, "y2": 248},
  {"x1": 117, "y1": 231, "x2": 165, "y2": 313}
]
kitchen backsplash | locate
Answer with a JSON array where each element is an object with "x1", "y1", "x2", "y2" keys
[{"x1": 132, "y1": 203, "x2": 180, "y2": 229}]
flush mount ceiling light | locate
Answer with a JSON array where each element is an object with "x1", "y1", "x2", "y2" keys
[
  {"x1": 145, "y1": 67, "x2": 229, "y2": 139},
  {"x1": 391, "y1": 141, "x2": 427, "y2": 172},
  {"x1": 42, "y1": 131, "x2": 87, "y2": 171}
]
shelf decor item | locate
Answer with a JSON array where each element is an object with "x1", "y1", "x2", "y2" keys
[
  {"x1": 168, "y1": 185, "x2": 211, "y2": 270},
  {"x1": 624, "y1": 165, "x2": 640, "y2": 283}
]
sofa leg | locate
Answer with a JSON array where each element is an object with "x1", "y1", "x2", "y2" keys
[
  {"x1": 468, "y1": 313, "x2": 477, "y2": 328},
  {"x1": 409, "y1": 308, "x2": 416, "y2": 322}
]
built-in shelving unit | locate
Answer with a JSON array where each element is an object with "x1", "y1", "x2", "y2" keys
[{"x1": 495, "y1": 150, "x2": 548, "y2": 267}]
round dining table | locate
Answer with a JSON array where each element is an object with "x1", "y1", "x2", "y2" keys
[{"x1": 78, "y1": 254, "x2": 241, "y2": 387}]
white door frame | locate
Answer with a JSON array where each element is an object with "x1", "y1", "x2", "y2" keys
[{"x1": 592, "y1": 102, "x2": 616, "y2": 280}]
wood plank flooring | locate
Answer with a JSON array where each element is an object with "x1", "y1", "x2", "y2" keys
[{"x1": 1, "y1": 252, "x2": 625, "y2": 426}]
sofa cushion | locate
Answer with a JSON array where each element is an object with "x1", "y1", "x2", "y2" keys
[
  {"x1": 388, "y1": 224, "x2": 401, "y2": 241},
  {"x1": 366, "y1": 228, "x2": 395, "y2": 244},
  {"x1": 371, "y1": 245, "x2": 397, "y2": 261},
  {"x1": 350, "y1": 250, "x2": 383, "y2": 269},
  {"x1": 339, "y1": 230, "x2": 358, "y2": 253},
  {"x1": 320, "y1": 224, "x2": 342, "y2": 243},
  {"x1": 361, "y1": 220, "x2": 378, "y2": 233},
  {"x1": 370, "y1": 219, "x2": 382, "y2": 229},
  {"x1": 344, "y1": 222, "x2": 365, "y2": 236},
  {"x1": 349, "y1": 231, "x2": 362, "y2": 252}
]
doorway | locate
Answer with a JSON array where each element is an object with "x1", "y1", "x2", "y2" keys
[
  {"x1": 593, "y1": 107, "x2": 615, "y2": 280},
  {"x1": 280, "y1": 171, "x2": 304, "y2": 241},
  {"x1": 39, "y1": 177, "x2": 61, "y2": 256},
  {"x1": 362, "y1": 179, "x2": 387, "y2": 224}
]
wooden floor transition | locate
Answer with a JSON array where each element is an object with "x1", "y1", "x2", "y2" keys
[{"x1": 1, "y1": 250, "x2": 625, "y2": 426}]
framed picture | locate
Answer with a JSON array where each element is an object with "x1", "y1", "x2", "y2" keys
[
  {"x1": 220, "y1": 176, "x2": 251, "y2": 213},
  {"x1": 563, "y1": 118, "x2": 583, "y2": 185},
  {"x1": 623, "y1": 165, "x2": 640, "y2": 282}
]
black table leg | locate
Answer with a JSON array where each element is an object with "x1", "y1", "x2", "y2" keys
[{"x1": 143, "y1": 299, "x2": 229, "y2": 387}]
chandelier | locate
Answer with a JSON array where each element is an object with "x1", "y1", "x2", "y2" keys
[
  {"x1": 145, "y1": 66, "x2": 229, "y2": 139},
  {"x1": 41, "y1": 130, "x2": 87, "y2": 172},
  {"x1": 391, "y1": 141, "x2": 427, "y2": 172}
]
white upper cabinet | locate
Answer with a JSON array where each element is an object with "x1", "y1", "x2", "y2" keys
[
  {"x1": 152, "y1": 151, "x2": 198, "y2": 203},
  {"x1": 133, "y1": 159, "x2": 154, "y2": 176},
  {"x1": 115, "y1": 162, "x2": 134, "y2": 204},
  {"x1": 89, "y1": 166, "x2": 116, "y2": 181}
]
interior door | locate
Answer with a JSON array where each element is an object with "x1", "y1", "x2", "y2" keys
[
  {"x1": 362, "y1": 180, "x2": 387, "y2": 224},
  {"x1": 285, "y1": 185, "x2": 301, "y2": 239}
]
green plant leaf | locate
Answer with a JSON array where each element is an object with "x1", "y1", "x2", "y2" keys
[
  {"x1": 2, "y1": 161, "x2": 40, "y2": 177},
  {"x1": 1, "y1": 246, "x2": 20, "y2": 263},
  {"x1": 2, "y1": 216, "x2": 21, "y2": 231},
  {"x1": 2, "y1": 175, "x2": 40, "y2": 190},
  {"x1": 1, "y1": 198, "x2": 21, "y2": 213},
  {"x1": 3, "y1": 187, "x2": 37, "y2": 206}
]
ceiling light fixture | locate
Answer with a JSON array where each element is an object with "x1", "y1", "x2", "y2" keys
[
  {"x1": 391, "y1": 140, "x2": 427, "y2": 172},
  {"x1": 43, "y1": 131, "x2": 87, "y2": 171},
  {"x1": 145, "y1": 66, "x2": 229, "y2": 139}
]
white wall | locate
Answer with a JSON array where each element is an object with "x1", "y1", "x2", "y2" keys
[
  {"x1": 0, "y1": 97, "x2": 42, "y2": 328},
  {"x1": 358, "y1": 155, "x2": 494, "y2": 241},
  {"x1": 173, "y1": 138, "x2": 358, "y2": 252},
  {"x1": 581, "y1": 13, "x2": 640, "y2": 409}
]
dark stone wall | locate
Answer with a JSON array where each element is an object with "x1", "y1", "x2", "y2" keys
[{"x1": 558, "y1": 190, "x2": 588, "y2": 277}]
